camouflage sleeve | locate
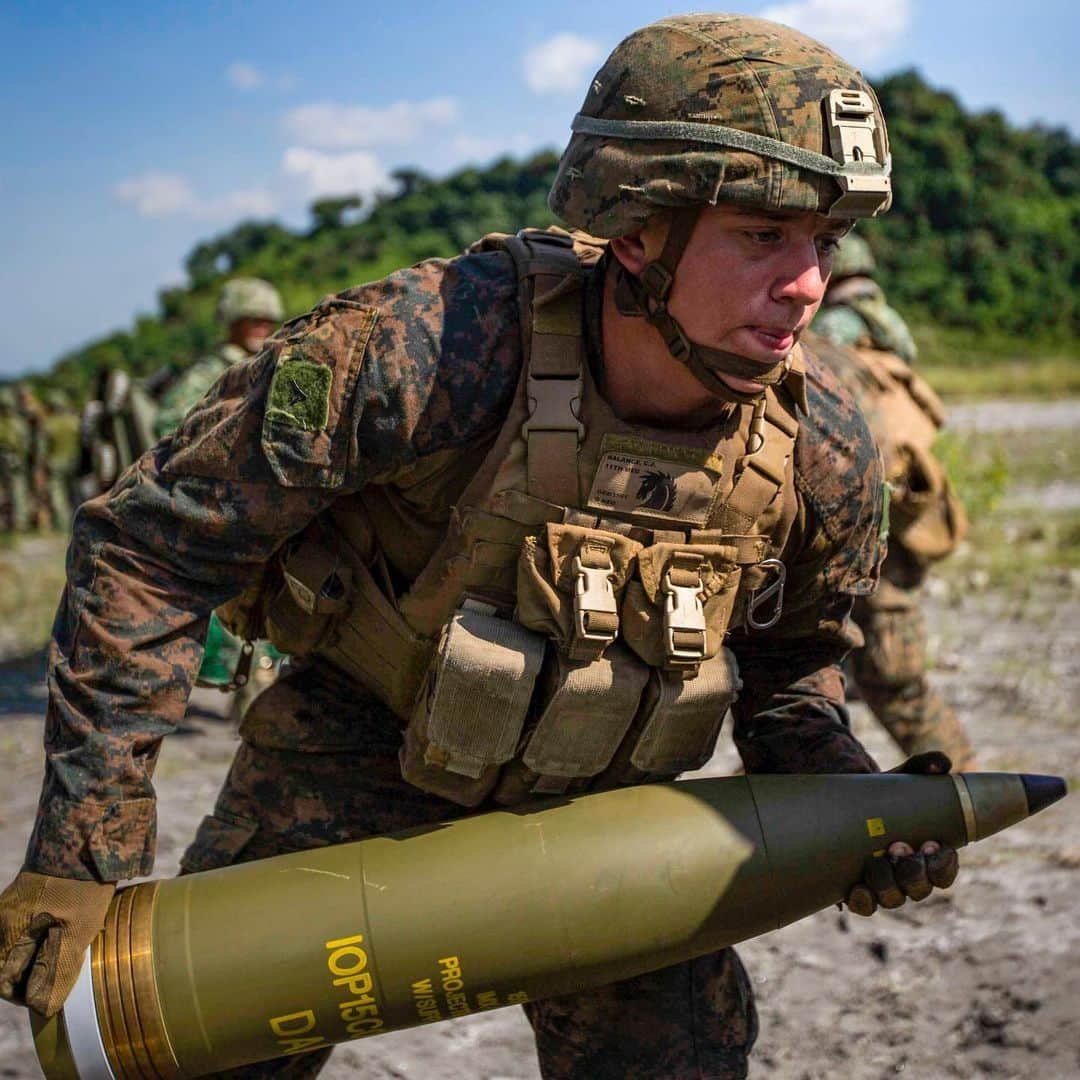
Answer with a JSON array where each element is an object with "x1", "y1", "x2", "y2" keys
[
  {"x1": 727, "y1": 348, "x2": 885, "y2": 775},
  {"x1": 25, "y1": 251, "x2": 523, "y2": 882}
]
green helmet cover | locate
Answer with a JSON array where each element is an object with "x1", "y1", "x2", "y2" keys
[
  {"x1": 831, "y1": 232, "x2": 877, "y2": 279},
  {"x1": 217, "y1": 278, "x2": 284, "y2": 324},
  {"x1": 550, "y1": 13, "x2": 892, "y2": 237}
]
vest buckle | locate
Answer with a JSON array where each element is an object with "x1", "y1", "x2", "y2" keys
[
  {"x1": 747, "y1": 558, "x2": 786, "y2": 631},
  {"x1": 572, "y1": 554, "x2": 619, "y2": 652},
  {"x1": 522, "y1": 375, "x2": 585, "y2": 441},
  {"x1": 662, "y1": 566, "x2": 707, "y2": 666}
]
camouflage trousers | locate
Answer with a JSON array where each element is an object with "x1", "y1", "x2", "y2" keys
[
  {"x1": 181, "y1": 659, "x2": 759, "y2": 1080},
  {"x1": 851, "y1": 546, "x2": 975, "y2": 770}
]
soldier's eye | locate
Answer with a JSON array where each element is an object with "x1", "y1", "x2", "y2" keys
[{"x1": 746, "y1": 230, "x2": 781, "y2": 245}]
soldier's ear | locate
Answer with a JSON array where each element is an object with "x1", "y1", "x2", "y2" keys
[{"x1": 609, "y1": 213, "x2": 670, "y2": 276}]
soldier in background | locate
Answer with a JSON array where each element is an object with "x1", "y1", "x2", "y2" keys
[
  {"x1": 0, "y1": 386, "x2": 31, "y2": 534},
  {"x1": 811, "y1": 232, "x2": 976, "y2": 769},
  {"x1": 74, "y1": 367, "x2": 166, "y2": 505},
  {"x1": 16, "y1": 385, "x2": 51, "y2": 532},
  {"x1": 40, "y1": 389, "x2": 80, "y2": 532},
  {"x1": 154, "y1": 277, "x2": 284, "y2": 439}
]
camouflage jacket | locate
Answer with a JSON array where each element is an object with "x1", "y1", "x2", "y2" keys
[
  {"x1": 153, "y1": 343, "x2": 250, "y2": 440},
  {"x1": 27, "y1": 248, "x2": 885, "y2": 882}
]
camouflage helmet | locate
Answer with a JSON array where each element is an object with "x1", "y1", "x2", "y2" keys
[
  {"x1": 830, "y1": 231, "x2": 877, "y2": 279},
  {"x1": 549, "y1": 13, "x2": 892, "y2": 238},
  {"x1": 217, "y1": 278, "x2": 284, "y2": 325}
]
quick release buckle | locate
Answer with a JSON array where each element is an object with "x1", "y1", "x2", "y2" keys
[
  {"x1": 825, "y1": 89, "x2": 891, "y2": 218},
  {"x1": 522, "y1": 374, "x2": 585, "y2": 441},
  {"x1": 662, "y1": 566, "x2": 707, "y2": 665},
  {"x1": 572, "y1": 554, "x2": 619, "y2": 647},
  {"x1": 747, "y1": 558, "x2": 787, "y2": 631}
]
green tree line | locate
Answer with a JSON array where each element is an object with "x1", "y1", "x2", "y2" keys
[{"x1": 20, "y1": 70, "x2": 1079, "y2": 401}]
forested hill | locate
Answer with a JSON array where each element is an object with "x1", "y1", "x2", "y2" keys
[{"x1": 32, "y1": 70, "x2": 1080, "y2": 399}]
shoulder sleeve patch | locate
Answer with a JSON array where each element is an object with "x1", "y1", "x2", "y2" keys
[
  {"x1": 261, "y1": 299, "x2": 379, "y2": 489},
  {"x1": 267, "y1": 355, "x2": 332, "y2": 431}
]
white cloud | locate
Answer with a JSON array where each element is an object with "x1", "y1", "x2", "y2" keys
[
  {"x1": 114, "y1": 173, "x2": 196, "y2": 216},
  {"x1": 208, "y1": 188, "x2": 277, "y2": 218},
  {"x1": 523, "y1": 33, "x2": 602, "y2": 95},
  {"x1": 758, "y1": 0, "x2": 911, "y2": 65},
  {"x1": 227, "y1": 61, "x2": 263, "y2": 90},
  {"x1": 114, "y1": 173, "x2": 276, "y2": 219},
  {"x1": 282, "y1": 148, "x2": 390, "y2": 199},
  {"x1": 450, "y1": 132, "x2": 537, "y2": 164},
  {"x1": 282, "y1": 98, "x2": 459, "y2": 150}
]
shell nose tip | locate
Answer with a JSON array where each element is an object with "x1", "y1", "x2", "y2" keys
[{"x1": 1020, "y1": 774, "x2": 1067, "y2": 816}]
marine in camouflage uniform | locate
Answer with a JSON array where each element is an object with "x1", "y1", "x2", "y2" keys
[
  {"x1": 15, "y1": 386, "x2": 52, "y2": 531},
  {"x1": 0, "y1": 385, "x2": 31, "y2": 534},
  {"x1": 0, "y1": 16, "x2": 961, "y2": 1079},
  {"x1": 811, "y1": 234, "x2": 976, "y2": 769},
  {"x1": 39, "y1": 389, "x2": 81, "y2": 532},
  {"x1": 154, "y1": 277, "x2": 285, "y2": 440},
  {"x1": 155, "y1": 278, "x2": 287, "y2": 721}
]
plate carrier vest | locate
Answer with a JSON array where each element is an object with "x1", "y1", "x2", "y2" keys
[{"x1": 252, "y1": 229, "x2": 811, "y2": 807}]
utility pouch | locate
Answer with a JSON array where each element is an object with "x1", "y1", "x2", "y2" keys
[
  {"x1": 399, "y1": 605, "x2": 546, "y2": 807},
  {"x1": 621, "y1": 544, "x2": 742, "y2": 673},
  {"x1": 265, "y1": 533, "x2": 353, "y2": 657},
  {"x1": 890, "y1": 444, "x2": 968, "y2": 565},
  {"x1": 629, "y1": 647, "x2": 740, "y2": 774},
  {"x1": 877, "y1": 353, "x2": 947, "y2": 429},
  {"x1": 516, "y1": 522, "x2": 641, "y2": 661},
  {"x1": 497, "y1": 641, "x2": 649, "y2": 800},
  {"x1": 597, "y1": 647, "x2": 740, "y2": 787}
]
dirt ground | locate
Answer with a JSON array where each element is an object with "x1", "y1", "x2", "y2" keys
[{"x1": 0, "y1": 400, "x2": 1076, "y2": 1080}]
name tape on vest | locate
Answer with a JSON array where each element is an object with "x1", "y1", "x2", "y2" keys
[{"x1": 586, "y1": 435, "x2": 723, "y2": 526}]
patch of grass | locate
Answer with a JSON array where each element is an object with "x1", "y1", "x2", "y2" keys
[
  {"x1": 912, "y1": 324, "x2": 1080, "y2": 400},
  {"x1": 991, "y1": 428, "x2": 1080, "y2": 490},
  {"x1": 943, "y1": 507, "x2": 1080, "y2": 589},
  {"x1": 0, "y1": 535, "x2": 67, "y2": 655},
  {"x1": 933, "y1": 430, "x2": 1010, "y2": 519}
]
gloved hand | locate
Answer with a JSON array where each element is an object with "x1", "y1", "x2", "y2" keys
[
  {"x1": 0, "y1": 870, "x2": 115, "y2": 1016},
  {"x1": 846, "y1": 751, "x2": 960, "y2": 917}
]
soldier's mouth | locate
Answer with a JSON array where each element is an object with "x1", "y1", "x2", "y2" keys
[{"x1": 741, "y1": 326, "x2": 796, "y2": 356}]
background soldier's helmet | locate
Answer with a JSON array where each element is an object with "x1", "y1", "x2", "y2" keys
[
  {"x1": 830, "y1": 232, "x2": 877, "y2": 280},
  {"x1": 217, "y1": 278, "x2": 284, "y2": 325},
  {"x1": 550, "y1": 13, "x2": 892, "y2": 236}
]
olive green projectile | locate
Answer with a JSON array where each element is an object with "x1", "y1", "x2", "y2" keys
[{"x1": 33, "y1": 771, "x2": 1067, "y2": 1079}]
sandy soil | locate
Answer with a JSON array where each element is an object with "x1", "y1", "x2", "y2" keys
[{"x1": 0, "y1": 400, "x2": 1076, "y2": 1079}]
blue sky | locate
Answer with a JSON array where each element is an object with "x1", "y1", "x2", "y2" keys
[{"x1": 2, "y1": 0, "x2": 1077, "y2": 378}]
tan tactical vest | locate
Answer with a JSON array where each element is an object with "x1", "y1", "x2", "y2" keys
[
  {"x1": 845, "y1": 345, "x2": 966, "y2": 564},
  {"x1": 259, "y1": 230, "x2": 807, "y2": 806}
]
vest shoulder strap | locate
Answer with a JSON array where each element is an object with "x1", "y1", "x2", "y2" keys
[
  {"x1": 500, "y1": 228, "x2": 589, "y2": 506},
  {"x1": 713, "y1": 385, "x2": 800, "y2": 536}
]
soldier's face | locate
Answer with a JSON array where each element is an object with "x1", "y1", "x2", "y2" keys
[
  {"x1": 232, "y1": 318, "x2": 277, "y2": 355},
  {"x1": 665, "y1": 206, "x2": 849, "y2": 394}
]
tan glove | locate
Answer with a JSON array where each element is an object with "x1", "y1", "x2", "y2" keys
[
  {"x1": 846, "y1": 751, "x2": 960, "y2": 917},
  {"x1": 0, "y1": 870, "x2": 115, "y2": 1016}
]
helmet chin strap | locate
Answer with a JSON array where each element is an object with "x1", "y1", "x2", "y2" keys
[{"x1": 614, "y1": 207, "x2": 792, "y2": 406}]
